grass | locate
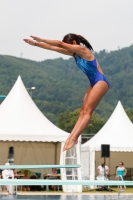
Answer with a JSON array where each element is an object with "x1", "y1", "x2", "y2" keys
[{"x1": 83, "y1": 186, "x2": 133, "y2": 193}]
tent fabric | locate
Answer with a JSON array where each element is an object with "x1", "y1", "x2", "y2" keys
[
  {"x1": 0, "y1": 76, "x2": 69, "y2": 142},
  {"x1": 0, "y1": 76, "x2": 82, "y2": 192},
  {"x1": 14, "y1": 141, "x2": 61, "y2": 174},
  {"x1": 82, "y1": 101, "x2": 133, "y2": 152},
  {"x1": 0, "y1": 142, "x2": 9, "y2": 164}
]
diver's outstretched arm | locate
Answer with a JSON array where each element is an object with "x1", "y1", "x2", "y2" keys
[
  {"x1": 23, "y1": 38, "x2": 73, "y2": 56},
  {"x1": 23, "y1": 35, "x2": 94, "y2": 60}
]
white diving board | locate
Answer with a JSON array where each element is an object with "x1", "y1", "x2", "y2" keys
[
  {"x1": 0, "y1": 165, "x2": 80, "y2": 169},
  {"x1": 0, "y1": 180, "x2": 133, "y2": 186}
]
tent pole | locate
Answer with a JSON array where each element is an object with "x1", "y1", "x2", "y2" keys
[{"x1": 55, "y1": 142, "x2": 57, "y2": 164}]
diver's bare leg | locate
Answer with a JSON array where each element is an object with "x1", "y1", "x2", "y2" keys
[{"x1": 63, "y1": 81, "x2": 109, "y2": 151}]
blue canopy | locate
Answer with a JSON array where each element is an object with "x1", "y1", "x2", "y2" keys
[{"x1": 0, "y1": 95, "x2": 6, "y2": 99}]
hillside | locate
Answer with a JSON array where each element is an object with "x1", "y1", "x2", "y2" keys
[{"x1": 0, "y1": 44, "x2": 133, "y2": 123}]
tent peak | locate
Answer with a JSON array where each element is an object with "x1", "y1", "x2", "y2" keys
[
  {"x1": 82, "y1": 100, "x2": 133, "y2": 149},
  {"x1": 0, "y1": 76, "x2": 69, "y2": 141},
  {"x1": 17, "y1": 75, "x2": 21, "y2": 80}
]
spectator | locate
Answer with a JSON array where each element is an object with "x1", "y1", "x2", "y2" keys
[
  {"x1": 22, "y1": 170, "x2": 30, "y2": 191},
  {"x1": 48, "y1": 168, "x2": 58, "y2": 191},
  {"x1": 30, "y1": 175, "x2": 42, "y2": 191},
  {"x1": 97, "y1": 163, "x2": 110, "y2": 179},
  {"x1": 2, "y1": 163, "x2": 14, "y2": 195},
  {"x1": 96, "y1": 163, "x2": 110, "y2": 190},
  {"x1": 116, "y1": 161, "x2": 127, "y2": 190}
]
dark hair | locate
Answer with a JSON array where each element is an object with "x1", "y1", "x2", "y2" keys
[
  {"x1": 120, "y1": 161, "x2": 124, "y2": 165},
  {"x1": 101, "y1": 163, "x2": 105, "y2": 167},
  {"x1": 62, "y1": 33, "x2": 93, "y2": 51}
]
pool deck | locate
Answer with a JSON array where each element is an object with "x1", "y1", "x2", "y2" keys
[{"x1": 1, "y1": 191, "x2": 133, "y2": 196}]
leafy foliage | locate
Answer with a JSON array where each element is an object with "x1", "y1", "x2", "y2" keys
[
  {"x1": 57, "y1": 109, "x2": 105, "y2": 134},
  {"x1": 126, "y1": 110, "x2": 133, "y2": 123},
  {"x1": 0, "y1": 44, "x2": 133, "y2": 131}
]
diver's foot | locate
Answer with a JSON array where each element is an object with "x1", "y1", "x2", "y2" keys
[{"x1": 63, "y1": 138, "x2": 78, "y2": 152}]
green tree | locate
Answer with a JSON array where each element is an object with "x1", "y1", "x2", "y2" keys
[
  {"x1": 126, "y1": 109, "x2": 133, "y2": 123},
  {"x1": 57, "y1": 109, "x2": 105, "y2": 133},
  {"x1": 1, "y1": 44, "x2": 133, "y2": 124}
]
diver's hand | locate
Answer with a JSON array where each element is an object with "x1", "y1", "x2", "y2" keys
[
  {"x1": 23, "y1": 39, "x2": 36, "y2": 46},
  {"x1": 30, "y1": 35, "x2": 43, "y2": 42}
]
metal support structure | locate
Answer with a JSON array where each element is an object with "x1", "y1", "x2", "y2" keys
[
  {"x1": 0, "y1": 164, "x2": 130, "y2": 198},
  {"x1": 118, "y1": 175, "x2": 126, "y2": 196},
  {"x1": 27, "y1": 87, "x2": 36, "y2": 99},
  {"x1": 0, "y1": 164, "x2": 80, "y2": 170},
  {"x1": 0, "y1": 179, "x2": 132, "y2": 186}
]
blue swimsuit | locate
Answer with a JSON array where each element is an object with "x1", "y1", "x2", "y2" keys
[{"x1": 74, "y1": 54, "x2": 110, "y2": 88}]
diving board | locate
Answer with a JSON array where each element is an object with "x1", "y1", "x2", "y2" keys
[
  {"x1": 0, "y1": 180, "x2": 133, "y2": 186},
  {"x1": 0, "y1": 164, "x2": 80, "y2": 169}
]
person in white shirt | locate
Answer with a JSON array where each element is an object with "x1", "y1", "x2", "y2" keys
[
  {"x1": 97, "y1": 163, "x2": 110, "y2": 180},
  {"x1": 2, "y1": 163, "x2": 14, "y2": 195}
]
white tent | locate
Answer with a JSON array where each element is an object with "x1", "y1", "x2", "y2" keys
[
  {"x1": 0, "y1": 75, "x2": 70, "y2": 166},
  {"x1": 0, "y1": 76, "x2": 70, "y2": 142},
  {"x1": 81, "y1": 101, "x2": 133, "y2": 185},
  {"x1": 0, "y1": 76, "x2": 82, "y2": 192}
]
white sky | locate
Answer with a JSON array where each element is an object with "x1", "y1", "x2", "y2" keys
[{"x1": 0, "y1": 0, "x2": 133, "y2": 61}]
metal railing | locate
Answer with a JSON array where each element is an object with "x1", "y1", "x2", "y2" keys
[{"x1": 81, "y1": 134, "x2": 95, "y2": 144}]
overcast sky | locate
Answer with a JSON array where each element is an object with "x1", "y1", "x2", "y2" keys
[{"x1": 0, "y1": 0, "x2": 133, "y2": 61}]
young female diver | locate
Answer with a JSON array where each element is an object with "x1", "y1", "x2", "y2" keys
[{"x1": 23, "y1": 33, "x2": 110, "y2": 151}]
